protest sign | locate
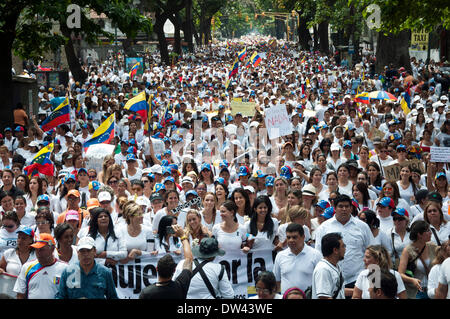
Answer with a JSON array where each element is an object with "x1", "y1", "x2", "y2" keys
[
  {"x1": 110, "y1": 249, "x2": 274, "y2": 299},
  {"x1": 264, "y1": 104, "x2": 293, "y2": 139},
  {"x1": 230, "y1": 98, "x2": 257, "y2": 117},
  {"x1": 430, "y1": 147, "x2": 450, "y2": 163},
  {"x1": 384, "y1": 159, "x2": 424, "y2": 181}
]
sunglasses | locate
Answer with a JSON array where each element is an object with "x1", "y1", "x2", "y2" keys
[
  {"x1": 108, "y1": 180, "x2": 118, "y2": 185},
  {"x1": 393, "y1": 216, "x2": 405, "y2": 221},
  {"x1": 2, "y1": 224, "x2": 15, "y2": 229},
  {"x1": 89, "y1": 175, "x2": 97, "y2": 179}
]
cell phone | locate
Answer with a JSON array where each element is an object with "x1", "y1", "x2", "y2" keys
[{"x1": 166, "y1": 226, "x2": 175, "y2": 234}]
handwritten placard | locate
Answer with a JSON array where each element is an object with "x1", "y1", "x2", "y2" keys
[
  {"x1": 384, "y1": 159, "x2": 425, "y2": 181},
  {"x1": 430, "y1": 147, "x2": 450, "y2": 163},
  {"x1": 230, "y1": 98, "x2": 257, "y2": 116},
  {"x1": 264, "y1": 104, "x2": 293, "y2": 139}
]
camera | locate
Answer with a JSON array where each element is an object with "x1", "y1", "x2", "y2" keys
[{"x1": 166, "y1": 225, "x2": 175, "y2": 234}]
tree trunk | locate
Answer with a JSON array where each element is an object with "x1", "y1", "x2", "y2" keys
[
  {"x1": 318, "y1": 21, "x2": 329, "y2": 54},
  {"x1": 313, "y1": 26, "x2": 319, "y2": 51},
  {"x1": 60, "y1": 26, "x2": 87, "y2": 83},
  {"x1": 155, "y1": 11, "x2": 170, "y2": 65},
  {"x1": 184, "y1": 0, "x2": 194, "y2": 52},
  {"x1": 376, "y1": 30, "x2": 411, "y2": 74},
  {"x1": 169, "y1": 14, "x2": 182, "y2": 56},
  {"x1": 297, "y1": 11, "x2": 312, "y2": 51},
  {"x1": 122, "y1": 36, "x2": 137, "y2": 57}
]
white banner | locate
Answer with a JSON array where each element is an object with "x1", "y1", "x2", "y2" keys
[
  {"x1": 264, "y1": 104, "x2": 293, "y2": 139},
  {"x1": 110, "y1": 249, "x2": 274, "y2": 299},
  {"x1": 0, "y1": 273, "x2": 18, "y2": 298},
  {"x1": 430, "y1": 146, "x2": 450, "y2": 163}
]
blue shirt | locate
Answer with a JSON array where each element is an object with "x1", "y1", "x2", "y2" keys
[{"x1": 56, "y1": 261, "x2": 118, "y2": 299}]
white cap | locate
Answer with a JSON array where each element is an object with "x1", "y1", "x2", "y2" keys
[
  {"x1": 98, "y1": 191, "x2": 112, "y2": 202},
  {"x1": 135, "y1": 196, "x2": 150, "y2": 208},
  {"x1": 151, "y1": 164, "x2": 163, "y2": 174},
  {"x1": 330, "y1": 143, "x2": 341, "y2": 151},
  {"x1": 29, "y1": 140, "x2": 40, "y2": 147},
  {"x1": 77, "y1": 236, "x2": 96, "y2": 250},
  {"x1": 244, "y1": 185, "x2": 255, "y2": 193},
  {"x1": 413, "y1": 95, "x2": 420, "y2": 102},
  {"x1": 440, "y1": 95, "x2": 448, "y2": 101}
]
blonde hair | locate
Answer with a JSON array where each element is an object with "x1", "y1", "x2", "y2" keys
[
  {"x1": 101, "y1": 155, "x2": 115, "y2": 183},
  {"x1": 287, "y1": 205, "x2": 309, "y2": 223},
  {"x1": 184, "y1": 209, "x2": 209, "y2": 240},
  {"x1": 432, "y1": 241, "x2": 450, "y2": 267},
  {"x1": 105, "y1": 164, "x2": 123, "y2": 183},
  {"x1": 123, "y1": 201, "x2": 142, "y2": 224},
  {"x1": 366, "y1": 245, "x2": 392, "y2": 271}
]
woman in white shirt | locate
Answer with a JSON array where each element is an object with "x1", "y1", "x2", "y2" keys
[
  {"x1": 0, "y1": 226, "x2": 35, "y2": 276},
  {"x1": 423, "y1": 202, "x2": 450, "y2": 246},
  {"x1": 152, "y1": 215, "x2": 182, "y2": 255},
  {"x1": 427, "y1": 241, "x2": 450, "y2": 299},
  {"x1": 244, "y1": 195, "x2": 279, "y2": 251},
  {"x1": 336, "y1": 163, "x2": 353, "y2": 197},
  {"x1": 396, "y1": 165, "x2": 421, "y2": 207},
  {"x1": 359, "y1": 210, "x2": 392, "y2": 256},
  {"x1": 352, "y1": 245, "x2": 406, "y2": 299},
  {"x1": 201, "y1": 192, "x2": 221, "y2": 232},
  {"x1": 389, "y1": 209, "x2": 411, "y2": 269},
  {"x1": 53, "y1": 223, "x2": 78, "y2": 265},
  {"x1": 212, "y1": 201, "x2": 248, "y2": 257}
]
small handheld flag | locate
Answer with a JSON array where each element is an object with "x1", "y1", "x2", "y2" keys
[
  {"x1": 24, "y1": 143, "x2": 55, "y2": 177},
  {"x1": 83, "y1": 113, "x2": 115, "y2": 151},
  {"x1": 40, "y1": 97, "x2": 70, "y2": 132}
]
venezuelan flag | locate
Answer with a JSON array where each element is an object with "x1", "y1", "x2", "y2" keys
[
  {"x1": 400, "y1": 84, "x2": 412, "y2": 115},
  {"x1": 24, "y1": 143, "x2": 54, "y2": 177},
  {"x1": 124, "y1": 91, "x2": 148, "y2": 122},
  {"x1": 228, "y1": 58, "x2": 239, "y2": 78},
  {"x1": 249, "y1": 52, "x2": 262, "y2": 67},
  {"x1": 83, "y1": 113, "x2": 115, "y2": 151},
  {"x1": 354, "y1": 92, "x2": 370, "y2": 104},
  {"x1": 238, "y1": 47, "x2": 247, "y2": 61},
  {"x1": 129, "y1": 62, "x2": 140, "y2": 80},
  {"x1": 49, "y1": 97, "x2": 67, "y2": 111},
  {"x1": 41, "y1": 97, "x2": 70, "y2": 132}
]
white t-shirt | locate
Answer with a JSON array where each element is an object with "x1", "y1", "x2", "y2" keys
[
  {"x1": 312, "y1": 259, "x2": 345, "y2": 299},
  {"x1": 438, "y1": 258, "x2": 450, "y2": 299},
  {"x1": 355, "y1": 268, "x2": 405, "y2": 299},
  {"x1": 117, "y1": 224, "x2": 154, "y2": 253},
  {"x1": 13, "y1": 259, "x2": 68, "y2": 299},
  {"x1": 273, "y1": 244, "x2": 322, "y2": 293},
  {"x1": 0, "y1": 228, "x2": 18, "y2": 260},
  {"x1": 200, "y1": 211, "x2": 222, "y2": 232},
  {"x1": 428, "y1": 264, "x2": 441, "y2": 299},
  {"x1": 1, "y1": 248, "x2": 36, "y2": 276},
  {"x1": 152, "y1": 208, "x2": 187, "y2": 233},
  {"x1": 244, "y1": 218, "x2": 279, "y2": 250},
  {"x1": 211, "y1": 223, "x2": 247, "y2": 256}
]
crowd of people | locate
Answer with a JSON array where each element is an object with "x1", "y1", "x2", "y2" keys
[{"x1": 0, "y1": 35, "x2": 450, "y2": 300}]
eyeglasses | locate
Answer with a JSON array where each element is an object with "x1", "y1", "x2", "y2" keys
[
  {"x1": 255, "y1": 287, "x2": 271, "y2": 294},
  {"x1": 65, "y1": 180, "x2": 75, "y2": 184},
  {"x1": 89, "y1": 175, "x2": 97, "y2": 179},
  {"x1": 2, "y1": 224, "x2": 15, "y2": 229},
  {"x1": 142, "y1": 180, "x2": 149, "y2": 184},
  {"x1": 393, "y1": 217, "x2": 405, "y2": 222},
  {"x1": 36, "y1": 221, "x2": 50, "y2": 225},
  {"x1": 108, "y1": 180, "x2": 118, "y2": 185}
]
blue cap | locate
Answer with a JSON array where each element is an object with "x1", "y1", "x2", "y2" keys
[
  {"x1": 163, "y1": 167, "x2": 171, "y2": 175},
  {"x1": 163, "y1": 149, "x2": 172, "y2": 156},
  {"x1": 265, "y1": 176, "x2": 275, "y2": 187},
  {"x1": 435, "y1": 172, "x2": 446, "y2": 180},
  {"x1": 161, "y1": 159, "x2": 169, "y2": 167},
  {"x1": 396, "y1": 144, "x2": 406, "y2": 151},
  {"x1": 256, "y1": 170, "x2": 267, "y2": 178},
  {"x1": 126, "y1": 153, "x2": 136, "y2": 162},
  {"x1": 315, "y1": 200, "x2": 331, "y2": 210},
  {"x1": 201, "y1": 163, "x2": 212, "y2": 171},
  {"x1": 320, "y1": 207, "x2": 335, "y2": 219},
  {"x1": 215, "y1": 177, "x2": 226, "y2": 185},
  {"x1": 186, "y1": 190, "x2": 199, "y2": 197},
  {"x1": 343, "y1": 140, "x2": 352, "y2": 148},
  {"x1": 238, "y1": 166, "x2": 250, "y2": 177},
  {"x1": 219, "y1": 160, "x2": 229, "y2": 168},
  {"x1": 128, "y1": 138, "x2": 136, "y2": 145},
  {"x1": 17, "y1": 226, "x2": 35, "y2": 238},
  {"x1": 77, "y1": 167, "x2": 88, "y2": 175},
  {"x1": 164, "y1": 176, "x2": 175, "y2": 184},
  {"x1": 147, "y1": 173, "x2": 155, "y2": 180},
  {"x1": 154, "y1": 183, "x2": 166, "y2": 192},
  {"x1": 169, "y1": 164, "x2": 178, "y2": 171},
  {"x1": 37, "y1": 194, "x2": 50, "y2": 203},
  {"x1": 377, "y1": 197, "x2": 396, "y2": 209},
  {"x1": 15, "y1": 126, "x2": 24, "y2": 132},
  {"x1": 4, "y1": 127, "x2": 11, "y2": 132},
  {"x1": 392, "y1": 208, "x2": 409, "y2": 218},
  {"x1": 280, "y1": 166, "x2": 292, "y2": 179},
  {"x1": 126, "y1": 146, "x2": 135, "y2": 154}
]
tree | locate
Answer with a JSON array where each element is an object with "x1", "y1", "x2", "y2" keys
[{"x1": 0, "y1": 0, "x2": 151, "y2": 130}]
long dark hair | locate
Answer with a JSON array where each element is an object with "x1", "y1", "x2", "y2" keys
[
  {"x1": 158, "y1": 215, "x2": 179, "y2": 245},
  {"x1": 88, "y1": 207, "x2": 117, "y2": 241},
  {"x1": 249, "y1": 195, "x2": 274, "y2": 239},
  {"x1": 353, "y1": 182, "x2": 370, "y2": 207},
  {"x1": 231, "y1": 187, "x2": 252, "y2": 217}
]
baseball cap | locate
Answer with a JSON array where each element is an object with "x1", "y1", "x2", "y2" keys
[
  {"x1": 315, "y1": 200, "x2": 331, "y2": 210},
  {"x1": 31, "y1": 233, "x2": 56, "y2": 249},
  {"x1": 265, "y1": 176, "x2": 275, "y2": 187},
  {"x1": 98, "y1": 191, "x2": 112, "y2": 203},
  {"x1": 392, "y1": 208, "x2": 409, "y2": 218},
  {"x1": 151, "y1": 164, "x2": 163, "y2": 175},
  {"x1": 238, "y1": 166, "x2": 250, "y2": 177},
  {"x1": 15, "y1": 126, "x2": 24, "y2": 132},
  {"x1": 150, "y1": 193, "x2": 164, "y2": 202},
  {"x1": 330, "y1": 143, "x2": 341, "y2": 151},
  {"x1": 78, "y1": 167, "x2": 88, "y2": 175},
  {"x1": 280, "y1": 166, "x2": 292, "y2": 179},
  {"x1": 87, "y1": 198, "x2": 100, "y2": 210},
  {"x1": 126, "y1": 153, "x2": 137, "y2": 162},
  {"x1": 77, "y1": 236, "x2": 96, "y2": 250},
  {"x1": 427, "y1": 191, "x2": 443, "y2": 203},
  {"x1": 377, "y1": 197, "x2": 396, "y2": 209},
  {"x1": 37, "y1": 194, "x2": 50, "y2": 204},
  {"x1": 343, "y1": 140, "x2": 352, "y2": 148},
  {"x1": 67, "y1": 189, "x2": 80, "y2": 198},
  {"x1": 164, "y1": 176, "x2": 175, "y2": 184},
  {"x1": 17, "y1": 226, "x2": 35, "y2": 238},
  {"x1": 185, "y1": 190, "x2": 199, "y2": 198},
  {"x1": 244, "y1": 185, "x2": 255, "y2": 194},
  {"x1": 435, "y1": 172, "x2": 447, "y2": 180},
  {"x1": 154, "y1": 183, "x2": 166, "y2": 192},
  {"x1": 320, "y1": 207, "x2": 335, "y2": 219},
  {"x1": 201, "y1": 163, "x2": 212, "y2": 171},
  {"x1": 65, "y1": 210, "x2": 79, "y2": 221},
  {"x1": 256, "y1": 170, "x2": 267, "y2": 178},
  {"x1": 396, "y1": 144, "x2": 407, "y2": 151}
]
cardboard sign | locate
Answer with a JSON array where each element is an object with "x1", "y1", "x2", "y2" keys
[
  {"x1": 264, "y1": 104, "x2": 293, "y2": 139},
  {"x1": 230, "y1": 98, "x2": 257, "y2": 117},
  {"x1": 430, "y1": 147, "x2": 450, "y2": 163},
  {"x1": 370, "y1": 127, "x2": 385, "y2": 140},
  {"x1": 384, "y1": 159, "x2": 424, "y2": 181}
]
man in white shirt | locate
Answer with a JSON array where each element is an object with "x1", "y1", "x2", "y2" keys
[
  {"x1": 314, "y1": 194, "x2": 372, "y2": 295},
  {"x1": 273, "y1": 223, "x2": 322, "y2": 294},
  {"x1": 312, "y1": 232, "x2": 346, "y2": 299},
  {"x1": 14, "y1": 233, "x2": 68, "y2": 299},
  {"x1": 435, "y1": 257, "x2": 450, "y2": 299}
]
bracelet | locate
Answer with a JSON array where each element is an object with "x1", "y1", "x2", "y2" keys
[{"x1": 180, "y1": 236, "x2": 188, "y2": 241}]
